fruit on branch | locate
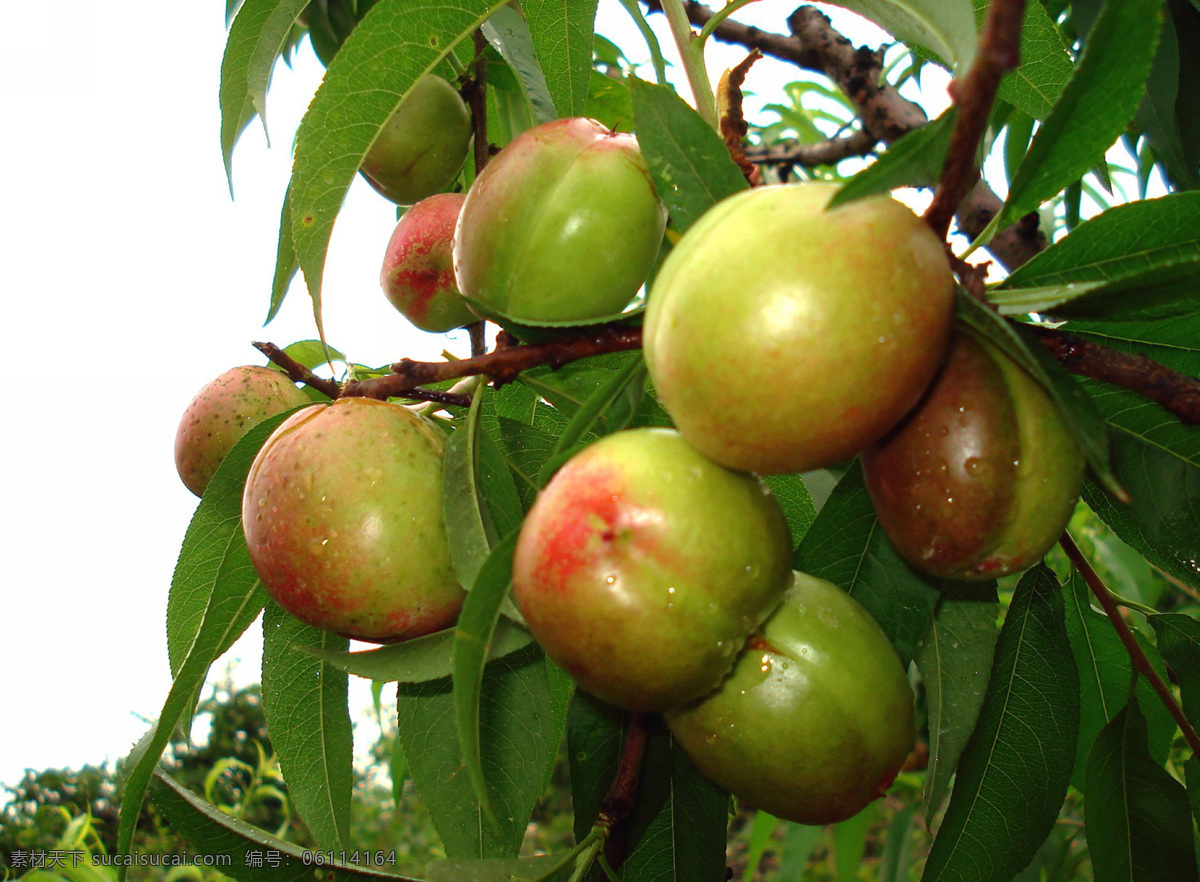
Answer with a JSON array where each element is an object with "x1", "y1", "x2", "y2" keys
[
  {"x1": 667, "y1": 571, "x2": 914, "y2": 825},
  {"x1": 242, "y1": 397, "x2": 463, "y2": 643},
  {"x1": 862, "y1": 326, "x2": 1085, "y2": 580},
  {"x1": 643, "y1": 182, "x2": 955, "y2": 474},
  {"x1": 175, "y1": 365, "x2": 310, "y2": 497},
  {"x1": 360, "y1": 76, "x2": 472, "y2": 206},
  {"x1": 511, "y1": 428, "x2": 792, "y2": 711},
  {"x1": 454, "y1": 117, "x2": 667, "y2": 323},
  {"x1": 380, "y1": 193, "x2": 476, "y2": 332}
]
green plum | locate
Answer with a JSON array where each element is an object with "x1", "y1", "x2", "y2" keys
[
  {"x1": 174, "y1": 365, "x2": 310, "y2": 497},
  {"x1": 380, "y1": 192, "x2": 476, "y2": 332},
  {"x1": 453, "y1": 117, "x2": 667, "y2": 323},
  {"x1": 643, "y1": 182, "x2": 955, "y2": 474},
  {"x1": 667, "y1": 572, "x2": 915, "y2": 825},
  {"x1": 360, "y1": 76, "x2": 472, "y2": 206},
  {"x1": 511, "y1": 428, "x2": 792, "y2": 711},
  {"x1": 862, "y1": 326, "x2": 1085, "y2": 580},
  {"x1": 242, "y1": 397, "x2": 464, "y2": 642}
]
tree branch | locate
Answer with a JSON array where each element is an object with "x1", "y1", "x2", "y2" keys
[
  {"x1": 1060, "y1": 533, "x2": 1200, "y2": 757},
  {"x1": 924, "y1": 0, "x2": 1027, "y2": 239},
  {"x1": 597, "y1": 713, "x2": 653, "y2": 870},
  {"x1": 742, "y1": 128, "x2": 876, "y2": 167},
  {"x1": 467, "y1": 29, "x2": 490, "y2": 177}
]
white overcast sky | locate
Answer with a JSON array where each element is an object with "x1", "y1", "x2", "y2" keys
[{"x1": 0, "y1": 2, "x2": 931, "y2": 789}]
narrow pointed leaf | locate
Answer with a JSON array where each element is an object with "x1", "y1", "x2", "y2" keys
[
  {"x1": 288, "y1": 0, "x2": 508, "y2": 313},
  {"x1": 444, "y1": 383, "x2": 497, "y2": 593},
  {"x1": 260, "y1": 603, "x2": 352, "y2": 851},
  {"x1": 219, "y1": 0, "x2": 310, "y2": 188},
  {"x1": 980, "y1": 0, "x2": 1073, "y2": 120},
  {"x1": 827, "y1": 0, "x2": 976, "y2": 71},
  {"x1": 921, "y1": 566, "x2": 1079, "y2": 882},
  {"x1": 1084, "y1": 700, "x2": 1198, "y2": 882},
  {"x1": 762, "y1": 473, "x2": 818, "y2": 549},
  {"x1": 914, "y1": 584, "x2": 999, "y2": 825},
  {"x1": 567, "y1": 692, "x2": 624, "y2": 842},
  {"x1": 630, "y1": 78, "x2": 747, "y2": 233},
  {"x1": 482, "y1": 4, "x2": 558, "y2": 124},
  {"x1": 830, "y1": 109, "x2": 956, "y2": 208},
  {"x1": 1151, "y1": 613, "x2": 1200, "y2": 725},
  {"x1": 522, "y1": 0, "x2": 598, "y2": 118},
  {"x1": 422, "y1": 857, "x2": 574, "y2": 881},
  {"x1": 990, "y1": 0, "x2": 1163, "y2": 235},
  {"x1": 266, "y1": 181, "x2": 298, "y2": 325}
]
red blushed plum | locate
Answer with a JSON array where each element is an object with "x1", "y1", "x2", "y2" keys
[
  {"x1": 643, "y1": 182, "x2": 955, "y2": 474},
  {"x1": 242, "y1": 397, "x2": 464, "y2": 642},
  {"x1": 511, "y1": 428, "x2": 793, "y2": 712},
  {"x1": 175, "y1": 365, "x2": 310, "y2": 497},
  {"x1": 862, "y1": 326, "x2": 1085, "y2": 580},
  {"x1": 667, "y1": 572, "x2": 915, "y2": 826},
  {"x1": 360, "y1": 76, "x2": 472, "y2": 206},
  {"x1": 380, "y1": 193, "x2": 475, "y2": 332},
  {"x1": 453, "y1": 117, "x2": 667, "y2": 323}
]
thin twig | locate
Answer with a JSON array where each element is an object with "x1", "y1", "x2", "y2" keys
[
  {"x1": 468, "y1": 29, "x2": 490, "y2": 176},
  {"x1": 598, "y1": 713, "x2": 653, "y2": 871},
  {"x1": 924, "y1": 0, "x2": 1027, "y2": 239},
  {"x1": 253, "y1": 342, "x2": 341, "y2": 399},
  {"x1": 1060, "y1": 533, "x2": 1200, "y2": 757},
  {"x1": 742, "y1": 128, "x2": 876, "y2": 167}
]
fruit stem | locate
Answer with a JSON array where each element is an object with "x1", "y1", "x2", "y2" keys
[
  {"x1": 594, "y1": 712, "x2": 653, "y2": 870},
  {"x1": 1060, "y1": 532, "x2": 1200, "y2": 758},
  {"x1": 660, "y1": 0, "x2": 719, "y2": 129}
]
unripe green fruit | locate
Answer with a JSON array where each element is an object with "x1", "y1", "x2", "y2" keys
[
  {"x1": 667, "y1": 572, "x2": 915, "y2": 826},
  {"x1": 643, "y1": 183, "x2": 955, "y2": 474},
  {"x1": 175, "y1": 365, "x2": 310, "y2": 497},
  {"x1": 380, "y1": 193, "x2": 476, "y2": 332},
  {"x1": 862, "y1": 327, "x2": 1085, "y2": 580},
  {"x1": 511, "y1": 428, "x2": 792, "y2": 711},
  {"x1": 454, "y1": 117, "x2": 667, "y2": 323},
  {"x1": 242, "y1": 397, "x2": 464, "y2": 643},
  {"x1": 360, "y1": 76, "x2": 472, "y2": 206}
]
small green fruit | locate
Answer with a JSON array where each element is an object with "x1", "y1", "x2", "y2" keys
[
  {"x1": 380, "y1": 193, "x2": 476, "y2": 332},
  {"x1": 360, "y1": 76, "x2": 472, "y2": 206},
  {"x1": 454, "y1": 117, "x2": 667, "y2": 323},
  {"x1": 667, "y1": 572, "x2": 915, "y2": 826},
  {"x1": 174, "y1": 365, "x2": 310, "y2": 497},
  {"x1": 242, "y1": 397, "x2": 464, "y2": 642},
  {"x1": 643, "y1": 182, "x2": 955, "y2": 474},
  {"x1": 862, "y1": 326, "x2": 1085, "y2": 579},
  {"x1": 511, "y1": 428, "x2": 792, "y2": 711}
]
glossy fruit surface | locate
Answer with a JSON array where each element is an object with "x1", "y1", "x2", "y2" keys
[
  {"x1": 667, "y1": 571, "x2": 914, "y2": 825},
  {"x1": 454, "y1": 117, "x2": 667, "y2": 323},
  {"x1": 175, "y1": 365, "x2": 310, "y2": 497},
  {"x1": 643, "y1": 182, "x2": 954, "y2": 474},
  {"x1": 862, "y1": 326, "x2": 1085, "y2": 580},
  {"x1": 511, "y1": 428, "x2": 792, "y2": 711},
  {"x1": 360, "y1": 76, "x2": 472, "y2": 205},
  {"x1": 242, "y1": 397, "x2": 463, "y2": 642},
  {"x1": 380, "y1": 193, "x2": 475, "y2": 332}
]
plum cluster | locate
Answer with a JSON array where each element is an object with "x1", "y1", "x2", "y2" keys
[{"x1": 173, "y1": 111, "x2": 1087, "y2": 826}]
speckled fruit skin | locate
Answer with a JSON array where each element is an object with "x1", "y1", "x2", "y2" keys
[
  {"x1": 643, "y1": 182, "x2": 955, "y2": 474},
  {"x1": 862, "y1": 327, "x2": 1085, "y2": 580},
  {"x1": 511, "y1": 428, "x2": 792, "y2": 711},
  {"x1": 242, "y1": 397, "x2": 464, "y2": 643},
  {"x1": 380, "y1": 193, "x2": 476, "y2": 332},
  {"x1": 360, "y1": 76, "x2": 472, "y2": 206},
  {"x1": 454, "y1": 117, "x2": 667, "y2": 323},
  {"x1": 667, "y1": 572, "x2": 915, "y2": 825},
  {"x1": 175, "y1": 366, "x2": 310, "y2": 497}
]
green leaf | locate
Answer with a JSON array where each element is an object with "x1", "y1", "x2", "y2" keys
[
  {"x1": 219, "y1": 0, "x2": 310, "y2": 189},
  {"x1": 921, "y1": 566, "x2": 1078, "y2": 881},
  {"x1": 260, "y1": 603, "x2": 352, "y2": 851},
  {"x1": 914, "y1": 585, "x2": 1000, "y2": 825},
  {"x1": 832, "y1": 803, "x2": 878, "y2": 882},
  {"x1": 149, "y1": 771, "x2": 417, "y2": 882},
  {"x1": 584, "y1": 69, "x2": 633, "y2": 132},
  {"x1": 567, "y1": 691, "x2": 625, "y2": 842},
  {"x1": 1137, "y1": 6, "x2": 1200, "y2": 190},
  {"x1": 396, "y1": 643, "x2": 560, "y2": 859},
  {"x1": 266, "y1": 182, "x2": 298, "y2": 325},
  {"x1": 955, "y1": 293, "x2": 1123, "y2": 500},
  {"x1": 301, "y1": 620, "x2": 533, "y2": 682},
  {"x1": 522, "y1": 0, "x2": 598, "y2": 118},
  {"x1": 518, "y1": 351, "x2": 642, "y2": 421},
  {"x1": 1063, "y1": 571, "x2": 1173, "y2": 792},
  {"x1": 422, "y1": 856, "x2": 574, "y2": 882},
  {"x1": 879, "y1": 804, "x2": 918, "y2": 882},
  {"x1": 1152, "y1": 613, "x2": 1200, "y2": 726},
  {"x1": 630, "y1": 78, "x2": 748, "y2": 233},
  {"x1": 826, "y1": 0, "x2": 977, "y2": 71},
  {"x1": 1084, "y1": 700, "x2": 1199, "y2": 882},
  {"x1": 476, "y1": 427, "x2": 525, "y2": 539},
  {"x1": 794, "y1": 466, "x2": 940, "y2": 666},
  {"x1": 453, "y1": 534, "x2": 520, "y2": 829},
  {"x1": 740, "y1": 812, "x2": 779, "y2": 882},
  {"x1": 983, "y1": 0, "x2": 1074, "y2": 120},
  {"x1": 288, "y1": 0, "x2": 509, "y2": 315},
  {"x1": 482, "y1": 4, "x2": 558, "y2": 124},
  {"x1": 444, "y1": 382, "x2": 497, "y2": 594},
  {"x1": 777, "y1": 823, "x2": 823, "y2": 879},
  {"x1": 762, "y1": 473, "x2": 818, "y2": 549},
  {"x1": 988, "y1": 0, "x2": 1164, "y2": 238},
  {"x1": 829, "y1": 109, "x2": 956, "y2": 209}
]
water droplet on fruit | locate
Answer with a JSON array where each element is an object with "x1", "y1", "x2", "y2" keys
[
  {"x1": 668, "y1": 586, "x2": 676, "y2": 594},
  {"x1": 965, "y1": 457, "x2": 982, "y2": 474}
]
